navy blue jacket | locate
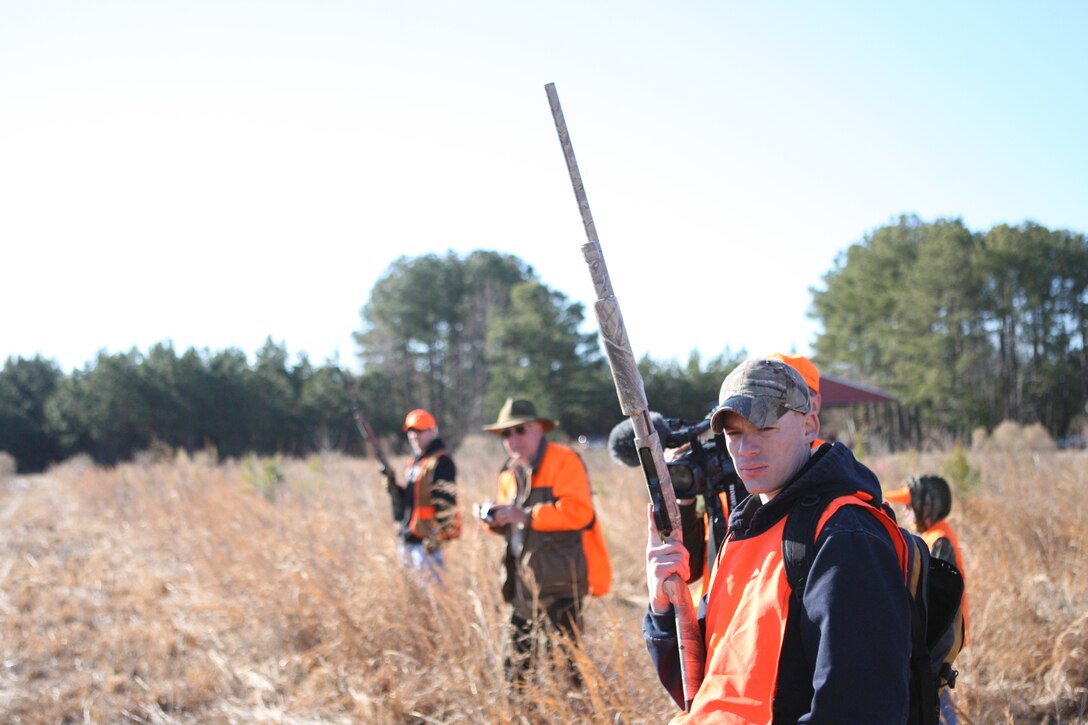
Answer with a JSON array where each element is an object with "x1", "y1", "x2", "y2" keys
[{"x1": 644, "y1": 442, "x2": 911, "y2": 724}]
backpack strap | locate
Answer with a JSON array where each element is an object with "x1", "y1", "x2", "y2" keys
[
  {"x1": 782, "y1": 490, "x2": 946, "y2": 725},
  {"x1": 781, "y1": 493, "x2": 829, "y2": 602},
  {"x1": 784, "y1": 491, "x2": 911, "y2": 587},
  {"x1": 783, "y1": 491, "x2": 906, "y2": 590}
]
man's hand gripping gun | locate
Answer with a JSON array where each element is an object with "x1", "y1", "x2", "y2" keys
[{"x1": 544, "y1": 82, "x2": 705, "y2": 711}]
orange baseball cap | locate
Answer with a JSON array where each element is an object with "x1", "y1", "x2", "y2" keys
[
  {"x1": 403, "y1": 408, "x2": 437, "y2": 431},
  {"x1": 769, "y1": 352, "x2": 820, "y2": 394},
  {"x1": 884, "y1": 485, "x2": 912, "y2": 504}
]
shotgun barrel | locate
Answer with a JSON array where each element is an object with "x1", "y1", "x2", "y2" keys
[
  {"x1": 337, "y1": 370, "x2": 396, "y2": 487},
  {"x1": 544, "y1": 82, "x2": 705, "y2": 710},
  {"x1": 350, "y1": 402, "x2": 395, "y2": 486}
]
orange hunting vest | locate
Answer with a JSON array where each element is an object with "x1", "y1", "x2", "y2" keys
[
  {"x1": 406, "y1": 450, "x2": 445, "y2": 540},
  {"x1": 676, "y1": 494, "x2": 906, "y2": 724},
  {"x1": 497, "y1": 442, "x2": 612, "y2": 597},
  {"x1": 922, "y1": 519, "x2": 969, "y2": 638}
]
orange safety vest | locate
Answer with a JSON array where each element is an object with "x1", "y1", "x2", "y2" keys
[
  {"x1": 698, "y1": 438, "x2": 827, "y2": 598},
  {"x1": 677, "y1": 494, "x2": 906, "y2": 724},
  {"x1": 497, "y1": 442, "x2": 612, "y2": 597},
  {"x1": 921, "y1": 519, "x2": 969, "y2": 638},
  {"x1": 406, "y1": 449, "x2": 449, "y2": 540}
]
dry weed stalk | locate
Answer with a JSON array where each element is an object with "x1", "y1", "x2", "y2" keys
[{"x1": 1, "y1": 442, "x2": 1086, "y2": 722}]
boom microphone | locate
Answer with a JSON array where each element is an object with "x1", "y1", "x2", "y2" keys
[{"x1": 607, "y1": 412, "x2": 672, "y2": 468}]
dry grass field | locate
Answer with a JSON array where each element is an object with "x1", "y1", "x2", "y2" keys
[{"x1": 1, "y1": 435, "x2": 1086, "y2": 724}]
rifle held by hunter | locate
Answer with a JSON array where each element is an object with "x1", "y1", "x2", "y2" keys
[
  {"x1": 338, "y1": 375, "x2": 396, "y2": 489},
  {"x1": 350, "y1": 403, "x2": 396, "y2": 488},
  {"x1": 544, "y1": 82, "x2": 705, "y2": 711}
]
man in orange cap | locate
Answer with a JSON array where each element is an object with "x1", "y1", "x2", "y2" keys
[
  {"x1": 389, "y1": 408, "x2": 459, "y2": 581},
  {"x1": 886, "y1": 474, "x2": 968, "y2": 725},
  {"x1": 769, "y1": 351, "x2": 822, "y2": 416}
]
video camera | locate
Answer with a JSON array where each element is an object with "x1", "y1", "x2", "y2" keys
[
  {"x1": 657, "y1": 418, "x2": 737, "y2": 502},
  {"x1": 607, "y1": 413, "x2": 741, "y2": 503},
  {"x1": 608, "y1": 412, "x2": 748, "y2": 582}
]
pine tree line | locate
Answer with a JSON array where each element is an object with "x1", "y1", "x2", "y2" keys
[{"x1": 3, "y1": 220, "x2": 1085, "y2": 474}]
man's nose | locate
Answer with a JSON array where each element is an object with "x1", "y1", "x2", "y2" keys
[{"x1": 734, "y1": 435, "x2": 758, "y2": 456}]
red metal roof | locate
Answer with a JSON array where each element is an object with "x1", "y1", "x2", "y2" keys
[{"x1": 820, "y1": 374, "x2": 898, "y2": 407}]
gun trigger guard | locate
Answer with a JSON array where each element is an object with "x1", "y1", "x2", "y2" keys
[{"x1": 647, "y1": 484, "x2": 672, "y2": 537}]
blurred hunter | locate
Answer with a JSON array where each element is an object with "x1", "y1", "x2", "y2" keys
[
  {"x1": 389, "y1": 408, "x2": 459, "y2": 583},
  {"x1": 480, "y1": 398, "x2": 611, "y2": 685},
  {"x1": 886, "y1": 474, "x2": 970, "y2": 725}
]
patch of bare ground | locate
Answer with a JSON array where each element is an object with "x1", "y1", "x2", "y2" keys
[{"x1": 1, "y1": 441, "x2": 1086, "y2": 723}]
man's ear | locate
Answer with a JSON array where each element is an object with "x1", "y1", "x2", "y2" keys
[{"x1": 802, "y1": 410, "x2": 820, "y2": 442}]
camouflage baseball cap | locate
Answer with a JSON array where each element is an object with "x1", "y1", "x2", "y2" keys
[{"x1": 709, "y1": 358, "x2": 811, "y2": 433}]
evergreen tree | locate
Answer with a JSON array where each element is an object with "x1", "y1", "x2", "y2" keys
[
  {"x1": 0, "y1": 356, "x2": 63, "y2": 472},
  {"x1": 812, "y1": 216, "x2": 1087, "y2": 437},
  {"x1": 484, "y1": 281, "x2": 614, "y2": 437},
  {"x1": 44, "y1": 351, "x2": 152, "y2": 464},
  {"x1": 640, "y1": 349, "x2": 746, "y2": 424},
  {"x1": 355, "y1": 250, "x2": 534, "y2": 447}
]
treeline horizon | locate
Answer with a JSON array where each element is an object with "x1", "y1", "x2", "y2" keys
[
  {"x1": 0, "y1": 340, "x2": 741, "y2": 474},
  {"x1": 2, "y1": 216, "x2": 1085, "y2": 473}
]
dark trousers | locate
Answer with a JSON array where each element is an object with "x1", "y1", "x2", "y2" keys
[{"x1": 505, "y1": 597, "x2": 583, "y2": 685}]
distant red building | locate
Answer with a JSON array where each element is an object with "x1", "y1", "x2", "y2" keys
[
  {"x1": 820, "y1": 375, "x2": 898, "y2": 407},
  {"x1": 817, "y1": 375, "x2": 911, "y2": 452}
]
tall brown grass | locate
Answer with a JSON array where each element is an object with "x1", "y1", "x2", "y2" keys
[{"x1": 1, "y1": 438, "x2": 1085, "y2": 723}]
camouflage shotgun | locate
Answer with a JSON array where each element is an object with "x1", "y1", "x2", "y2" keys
[{"x1": 544, "y1": 82, "x2": 705, "y2": 710}]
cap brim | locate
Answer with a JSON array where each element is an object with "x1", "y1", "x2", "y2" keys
[
  {"x1": 481, "y1": 420, "x2": 529, "y2": 433},
  {"x1": 710, "y1": 395, "x2": 784, "y2": 432},
  {"x1": 709, "y1": 406, "x2": 731, "y2": 434},
  {"x1": 884, "y1": 486, "x2": 912, "y2": 504}
]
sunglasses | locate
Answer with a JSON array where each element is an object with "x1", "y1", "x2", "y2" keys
[{"x1": 500, "y1": 425, "x2": 528, "y2": 439}]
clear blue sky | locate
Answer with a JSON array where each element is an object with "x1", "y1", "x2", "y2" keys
[{"x1": 3, "y1": 2, "x2": 1086, "y2": 373}]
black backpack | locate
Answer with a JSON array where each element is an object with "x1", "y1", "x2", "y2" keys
[{"x1": 782, "y1": 491, "x2": 966, "y2": 725}]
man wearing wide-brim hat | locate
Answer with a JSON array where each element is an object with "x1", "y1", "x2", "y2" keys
[{"x1": 479, "y1": 397, "x2": 611, "y2": 685}]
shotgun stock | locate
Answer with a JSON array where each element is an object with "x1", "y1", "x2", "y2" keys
[{"x1": 544, "y1": 82, "x2": 705, "y2": 711}]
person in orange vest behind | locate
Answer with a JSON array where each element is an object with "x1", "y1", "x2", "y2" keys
[
  {"x1": 389, "y1": 408, "x2": 459, "y2": 583},
  {"x1": 886, "y1": 474, "x2": 969, "y2": 725},
  {"x1": 478, "y1": 397, "x2": 611, "y2": 685},
  {"x1": 769, "y1": 352, "x2": 822, "y2": 418},
  {"x1": 645, "y1": 358, "x2": 911, "y2": 723}
]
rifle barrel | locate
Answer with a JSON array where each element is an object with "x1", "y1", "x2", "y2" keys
[{"x1": 544, "y1": 81, "x2": 704, "y2": 711}]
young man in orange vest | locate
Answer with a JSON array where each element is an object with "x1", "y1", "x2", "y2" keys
[
  {"x1": 389, "y1": 408, "x2": 458, "y2": 582},
  {"x1": 692, "y1": 352, "x2": 825, "y2": 599},
  {"x1": 480, "y1": 398, "x2": 611, "y2": 684},
  {"x1": 886, "y1": 474, "x2": 969, "y2": 725},
  {"x1": 645, "y1": 358, "x2": 910, "y2": 723}
]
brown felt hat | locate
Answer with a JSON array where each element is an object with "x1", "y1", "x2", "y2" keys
[{"x1": 482, "y1": 398, "x2": 558, "y2": 434}]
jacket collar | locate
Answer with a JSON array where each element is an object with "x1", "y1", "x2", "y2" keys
[
  {"x1": 414, "y1": 437, "x2": 445, "y2": 462},
  {"x1": 729, "y1": 442, "x2": 884, "y2": 537}
]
